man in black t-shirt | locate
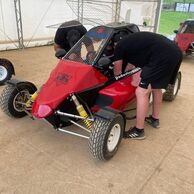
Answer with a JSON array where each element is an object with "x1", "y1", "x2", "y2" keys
[
  {"x1": 113, "y1": 31, "x2": 182, "y2": 140},
  {"x1": 54, "y1": 20, "x2": 87, "y2": 52}
]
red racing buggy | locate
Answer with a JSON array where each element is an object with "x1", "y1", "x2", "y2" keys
[
  {"x1": 0, "y1": 23, "x2": 181, "y2": 161},
  {"x1": 174, "y1": 19, "x2": 194, "y2": 56}
]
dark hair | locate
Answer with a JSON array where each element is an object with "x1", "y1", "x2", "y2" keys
[
  {"x1": 67, "y1": 29, "x2": 81, "y2": 48},
  {"x1": 113, "y1": 31, "x2": 128, "y2": 43}
]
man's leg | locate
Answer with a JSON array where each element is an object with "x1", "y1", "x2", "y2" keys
[
  {"x1": 136, "y1": 86, "x2": 152, "y2": 129},
  {"x1": 145, "y1": 89, "x2": 162, "y2": 128},
  {"x1": 152, "y1": 89, "x2": 163, "y2": 119},
  {"x1": 123, "y1": 86, "x2": 151, "y2": 139}
]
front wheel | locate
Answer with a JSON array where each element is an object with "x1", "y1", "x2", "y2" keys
[
  {"x1": 163, "y1": 71, "x2": 181, "y2": 101},
  {"x1": 89, "y1": 114, "x2": 124, "y2": 161},
  {"x1": 0, "y1": 58, "x2": 14, "y2": 85},
  {"x1": 0, "y1": 82, "x2": 37, "y2": 118}
]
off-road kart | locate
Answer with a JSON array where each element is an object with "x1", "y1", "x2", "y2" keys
[
  {"x1": 0, "y1": 58, "x2": 15, "y2": 85},
  {"x1": 0, "y1": 23, "x2": 181, "y2": 161},
  {"x1": 174, "y1": 19, "x2": 194, "y2": 56}
]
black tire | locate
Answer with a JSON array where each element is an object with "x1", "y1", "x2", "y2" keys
[
  {"x1": 186, "y1": 43, "x2": 194, "y2": 57},
  {"x1": 89, "y1": 114, "x2": 124, "y2": 161},
  {"x1": 0, "y1": 82, "x2": 37, "y2": 118},
  {"x1": 0, "y1": 58, "x2": 14, "y2": 85},
  {"x1": 163, "y1": 72, "x2": 182, "y2": 101}
]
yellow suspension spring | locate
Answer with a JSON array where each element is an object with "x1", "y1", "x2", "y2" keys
[
  {"x1": 26, "y1": 91, "x2": 38, "y2": 107},
  {"x1": 71, "y1": 95, "x2": 92, "y2": 129}
]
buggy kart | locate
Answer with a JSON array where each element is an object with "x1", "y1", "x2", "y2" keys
[
  {"x1": 0, "y1": 23, "x2": 181, "y2": 161},
  {"x1": 174, "y1": 19, "x2": 194, "y2": 56},
  {"x1": 0, "y1": 58, "x2": 15, "y2": 85}
]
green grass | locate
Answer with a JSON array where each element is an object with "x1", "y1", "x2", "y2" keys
[
  {"x1": 163, "y1": 0, "x2": 194, "y2": 3},
  {"x1": 159, "y1": 11, "x2": 194, "y2": 35}
]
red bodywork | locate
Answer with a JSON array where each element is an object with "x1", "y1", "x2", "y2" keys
[
  {"x1": 32, "y1": 59, "x2": 137, "y2": 118},
  {"x1": 175, "y1": 33, "x2": 194, "y2": 52},
  {"x1": 98, "y1": 77, "x2": 136, "y2": 110}
]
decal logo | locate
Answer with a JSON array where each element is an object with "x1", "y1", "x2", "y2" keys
[
  {"x1": 96, "y1": 27, "x2": 104, "y2": 33},
  {"x1": 56, "y1": 73, "x2": 71, "y2": 84}
]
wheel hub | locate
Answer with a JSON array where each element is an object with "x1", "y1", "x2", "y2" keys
[
  {"x1": 0, "y1": 66, "x2": 8, "y2": 81},
  {"x1": 107, "y1": 123, "x2": 121, "y2": 152},
  {"x1": 13, "y1": 90, "x2": 29, "y2": 112}
]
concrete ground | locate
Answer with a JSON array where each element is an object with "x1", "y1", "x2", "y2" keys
[{"x1": 0, "y1": 46, "x2": 194, "y2": 194}]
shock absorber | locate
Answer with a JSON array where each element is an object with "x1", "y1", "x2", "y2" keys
[
  {"x1": 26, "y1": 91, "x2": 38, "y2": 107},
  {"x1": 71, "y1": 94, "x2": 92, "y2": 129}
]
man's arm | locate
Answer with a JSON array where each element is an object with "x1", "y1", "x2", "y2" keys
[
  {"x1": 86, "y1": 44, "x2": 94, "y2": 53},
  {"x1": 83, "y1": 36, "x2": 94, "y2": 52},
  {"x1": 113, "y1": 60, "x2": 123, "y2": 76}
]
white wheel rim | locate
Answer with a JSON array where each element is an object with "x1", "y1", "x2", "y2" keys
[
  {"x1": 173, "y1": 76, "x2": 179, "y2": 96},
  {"x1": 0, "y1": 66, "x2": 8, "y2": 81},
  {"x1": 107, "y1": 123, "x2": 121, "y2": 152}
]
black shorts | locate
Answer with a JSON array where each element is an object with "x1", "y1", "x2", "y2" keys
[{"x1": 139, "y1": 51, "x2": 182, "y2": 89}]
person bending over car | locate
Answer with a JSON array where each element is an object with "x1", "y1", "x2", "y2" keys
[
  {"x1": 54, "y1": 20, "x2": 87, "y2": 52},
  {"x1": 113, "y1": 31, "x2": 182, "y2": 140},
  {"x1": 54, "y1": 20, "x2": 94, "y2": 61}
]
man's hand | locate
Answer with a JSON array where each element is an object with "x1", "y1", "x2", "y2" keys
[
  {"x1": 54, "y1": 43, "x2": 61, "y2": 52},
  {"x1": 113, "y1": 60, "x2": 123, "y2": 76}
]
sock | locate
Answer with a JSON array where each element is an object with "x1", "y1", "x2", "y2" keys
[
  {"x1": 135, "y1": 127, "x2": 144, "y2": 131},
  {"x1": 151, "y1": 115, "x2": 159, "y2": 121}
]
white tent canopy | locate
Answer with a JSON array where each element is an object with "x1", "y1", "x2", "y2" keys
[
  {"x1": 0, "y1": 0, "x2": 75, "y2": 50},
  {"x1": 0, "y1": 0, "x2": 162, "y2": 51}
]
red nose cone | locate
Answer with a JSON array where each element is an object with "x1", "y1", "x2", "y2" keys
[{"x1": 32, "y1": 103, "x2": 52, "y2": 118}]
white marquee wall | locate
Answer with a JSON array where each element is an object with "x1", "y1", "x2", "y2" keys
[
  {"x1": 120, "y1": 1, "x2": 159, "y2": 31},
  {"x1": 0, "y1": 0, "x2": 18, "y2": 50},
  {"x1": 0, "y1": 0, "x2": 161, "y2": 51},
  {"x1": 0, "y1": 0, "x2": 75, "y2": 50}
]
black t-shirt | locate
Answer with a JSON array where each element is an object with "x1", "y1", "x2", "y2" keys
[
  {"x1": 54, "y1": 20, "x2": 87, "y2": 51},
  {"x1": 114, "y1": 31, "x2": 181, "y2": 68}
]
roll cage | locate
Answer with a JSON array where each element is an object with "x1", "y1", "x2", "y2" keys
[{"x1": 63, "y1": 23, "x2": 140, "y2": 67}]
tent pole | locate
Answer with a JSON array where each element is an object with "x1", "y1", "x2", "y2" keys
[{"x1": 14, "y1": 0, "x2": 24, "y2": 49}]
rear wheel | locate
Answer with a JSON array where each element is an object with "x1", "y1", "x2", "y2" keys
[
  {"x1": 0, "y1": 59, "x2": 14, "y2": 85},
  {"x1": 0, "y1": 82, "x2": 37, "y2": 118},
  {"x1": 163, "y1": 72, "x2": 181, "y2": 101},
  {"x1": 89, "y1": 114, "x2": 124, "y2": 161}
]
